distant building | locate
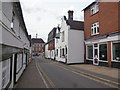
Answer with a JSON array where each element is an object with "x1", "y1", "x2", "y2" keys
[
  {"x1": 55, "y1": 10, "x2": 84, "y2": 64},
  {"x1": 45, "y1": 28, "x2": 56, "y2": 59},
  {"x1": 83, "y1": 0, "x2": 120, "y2": 68},
  {"x1": 31, "y1": 38, "x2": 45, "y2": 55},
  {"x1": 0, "y1": 1, "x2": 30, "y2": 89}
]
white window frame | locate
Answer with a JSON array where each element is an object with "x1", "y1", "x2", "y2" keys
[
  {"x1": 91, "y1": 22, "x2": 99, "y2": 35},
  {"x1": 111, "y1": 41, "x2": 120, "y2": 62},
  {"x1": 90, "y1": 3, "x2": 99, "y2": 15}
]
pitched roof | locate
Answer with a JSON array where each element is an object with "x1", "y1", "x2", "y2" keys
[
  {"x1": 32, "y1": 38, "x2": 45, "y2": 43},
  {"x1": 66, "y1": 20, "x2": 84, "y2": 30},
  {"x1": 47, "y1": 27, "x2": 57, "y2": 42}
]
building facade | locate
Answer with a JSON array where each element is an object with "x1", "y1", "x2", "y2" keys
[
  {"x1": 32, "y1": 38, "x2": 45, "y2": 56},
  {"x1": 84, "y1": 1, "x2": 120, "y2": 68},
  {"x1": 55, "y1": 10, "x2": 84, "y2": 64},
  {"x1": 0, "y1": 1, "x2": 30, "y2": 89},
  {"x1": 46, "y1": 27, "x2": 56, "y2": 59}
]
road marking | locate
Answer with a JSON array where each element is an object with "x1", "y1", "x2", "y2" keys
[
  {"x1": 35, "y1": 61, "x2": 49, "y2": 88},
  {"x1": 55, "y1": 63, "x2": 119, "y2": 89},
  {"x1": 36, "y1": 60, "x2": 58, "y2": 89}
]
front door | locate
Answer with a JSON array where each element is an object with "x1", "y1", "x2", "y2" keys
[{"x1": 93, "y1": 44, "x2": 99, "y2": 65}]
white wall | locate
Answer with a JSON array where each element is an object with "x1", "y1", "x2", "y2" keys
[
  {"x1": 0, "y1": 2, "x2": 30, "y2": 89},
  {"x1": 55, "y1": 17, "x2": 84, "y2": 64},
  {"x1": 55, "y1": 17, "x2": 69, "y2": 63},
  {"x1": 68, "y1": 30, "x2": 84, "y2": 64},
  {"x1": 45, "y1": 44, "x2": 51, "y2": 59},
  {"x1": 0, "y1": 61, "x2": 2, "y2": 90},
  {"x1": 50, "y1": 50, "x2": 55, "y2": 60},
  {"x1": 1, "y1": 2, "x2": 30, "y2": 50}
]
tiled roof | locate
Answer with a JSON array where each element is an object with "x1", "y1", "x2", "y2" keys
[
  {"x1": 66, "y1": 20, "x2": 84, "y2": 30},
  {"x1": 32, "y1": 38, "x2": 45, "y2": 43},
  {"x1": 47, "y1": 27, "x2": 57, "y2": 42}
]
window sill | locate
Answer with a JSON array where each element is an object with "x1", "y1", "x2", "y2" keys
[
  {"x1": 86, "y1": 58, "x2": 93, "y2": 61},
  {"x1": 91, "y1": 11, "x2": 99, "y2": 16},
  {"x1": 91, "y1": 33, "x2": 99, "y2": 36},
  {"x1": 111, "y1": 60, "x2": 120, "y2": 62}
]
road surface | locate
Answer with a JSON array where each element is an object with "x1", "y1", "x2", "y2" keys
[{"x1": 34, "y1": 56, "x2": 114, "y2": 89}]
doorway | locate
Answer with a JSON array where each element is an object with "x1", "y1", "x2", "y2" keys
[{"x1": 93, "y1": 44, "x2": 99, "y2": 65}]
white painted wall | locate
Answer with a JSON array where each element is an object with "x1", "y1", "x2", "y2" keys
[
  {"x1": 50, "y1": 50, "x2": 55, "y2": 60},
  {"x1": 68, "y1": 30, "x2": 84, "y2": 64},
  {"x1": 55, "y1": 17, "x2": 68, "y2": 63},
  {"x1": 45, "y1": 44, "x2": 53, "y2": 59},
  {"x1": 1, "y1": 2, "x2": 30, "y2": 50},
  {"x1": 55, "y1": 17, "x2": 84, "y2": 64},
  {"x1": 0, "y1": 2, "x2": 30, "y2": 89}
]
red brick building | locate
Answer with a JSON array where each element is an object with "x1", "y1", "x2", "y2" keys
[
  {"x1": 32, "y1": 38, "x2": 45, "y2": 55},
  {"x1": 47, "y1": 27, "x2": 56, "y2": 59},
  {"x1": 83, "y1": 1, "x2": 120, "y2": 68}
]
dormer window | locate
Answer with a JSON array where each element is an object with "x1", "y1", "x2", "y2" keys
[{"x1": 91, "y1": 3, "x2": 99, "y2": 15}]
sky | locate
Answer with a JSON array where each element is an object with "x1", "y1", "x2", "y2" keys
[{"x1": 20, "y1": 0, "x2": 95, "y2": 42}]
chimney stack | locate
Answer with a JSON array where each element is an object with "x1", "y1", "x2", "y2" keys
[
  {"x1": 36, "y1": 33, "x2": 38, "y2": 38},
  {"x1": 68, "y1": 10, "x2": 74, "y2": 20}
]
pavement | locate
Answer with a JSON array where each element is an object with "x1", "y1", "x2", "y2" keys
[
  {"x1": 14, "y1": 59, "x2": 46, "y2": 88},
  {"x1": 14, "y1": 56, "x2": 120, "y2": 88},
  {"x1": 69, "y1": 64, "x2": 120, "y2": 88}
]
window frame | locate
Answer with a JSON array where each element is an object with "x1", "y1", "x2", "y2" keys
[
  {"x1": 111, "y1": 41, "x2": 120, "y2": 62},
  {"x1": 90, "y1": 3, "x2": 99, "y2": 15},
  {"x1": 2, "y1": 57, "x2": 12, "y2": 88},
  {"x1": 91, "y1": 22, "x2": 99, "y2": 35},
  {"x1": 86, "y1": 45, "x2": 93, "y2": 60},
  {"x1": 99, "y1": 43, "x2": 108, "y2": 62}
]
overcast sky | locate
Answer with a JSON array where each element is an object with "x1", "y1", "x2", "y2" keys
[{"x1": 20, "y1": 0, "x2": 95, "y2": 42}]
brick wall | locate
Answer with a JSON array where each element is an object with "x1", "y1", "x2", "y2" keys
[
  {"x1": 48, "y1": 40, "x2": 55, "y2": 50},
  {"x1": 84, "y1": 2, "x2": 119, "y2": 39}
]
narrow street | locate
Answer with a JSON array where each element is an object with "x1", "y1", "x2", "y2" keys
[{"x1": 34, "y1": 56, "x2": 114, "y2": 88}]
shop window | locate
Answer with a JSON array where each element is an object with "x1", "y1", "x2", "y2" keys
[
  {"x1": 2, "y1": 58, "x2": 11, "y2": 88},
  {"x1": 16, "y1": 54, "x2": 23, "y2": 73},
  {"x1": 113, "y1": 42, "x2": 120, "y2": 61},
  {"x1": 99, "y1": 44, "x2": 107, "y2": 61},
  {"x1": 87, "y1": 45, "x2": 93, "y2": 59}
]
